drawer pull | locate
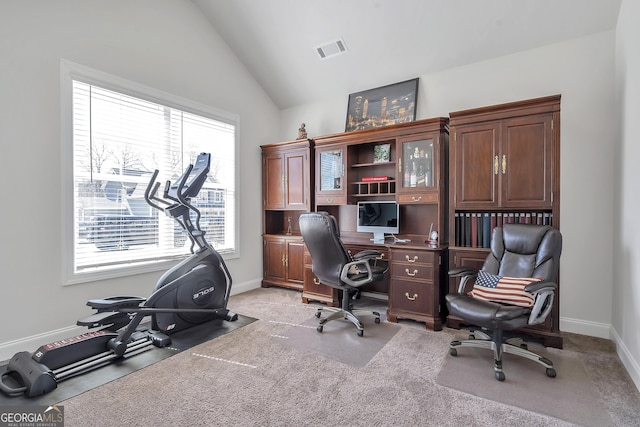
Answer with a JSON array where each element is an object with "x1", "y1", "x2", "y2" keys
[
  {"x1": 313, "y1": 278, "x2": 320, "y2": 285},
  {"x1": 405, "y1": 255, "x2": 418, "y2": 263},
  {"x1": 405, "y1": 292, "x2": 418, "y2": 301},
  {"x1": 405, "y1": 268, "x2": 418, "y2": 277},
  {"x1": 412, "y1": 196, "x2": 422, "y2": 202}
]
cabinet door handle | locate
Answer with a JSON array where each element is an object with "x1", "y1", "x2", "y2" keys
[
  {"x1": 494, "y1": 156, "x2": 499, "y2": 175},
  {"x1": 405, "y1": 268, "x2": 418, "y2": 276},
  {"x1": 398, "y1": 158, "x2": 402, "y2": 174},
  {"x1": 502, "y1": 155, "x2": 507, "y2": 174},
  {"x1": 313, "y1": 278, "x2": 320, "y2": 285},
  {"x1": 405, "y1": 292, "x2": 418, "y2": 301},
  {"x1": 282, "y1": 255, "x2": 286, "y2": 266},
  {"x1": 405, "y1": 255, "x2": 418, "y2": 262}
]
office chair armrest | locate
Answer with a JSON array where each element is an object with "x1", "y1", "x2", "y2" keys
[
  {"x1": 448, "y1": 267, "x2": 478, "y2": 277},
  {"x1": 340, "y1": 259, "x2": 374, "y2": 287},
  {"x1": 528, "y1": 287, "x2": 556, "y2": 326},
  {"x1": 448, "y1": 268, "x2": 478, "y2": 293},
  {"x1": 524, "y1": 280, "x2": 557, "y2": 294},
  {"x1": 352, "y1": 250, "x2": 383, "y2": 261}
]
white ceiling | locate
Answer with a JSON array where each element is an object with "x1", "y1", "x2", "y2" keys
[{"x1": 193, "y1": 0, "x2": 621, "y2": 110}]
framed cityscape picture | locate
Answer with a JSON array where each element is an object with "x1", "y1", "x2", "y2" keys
[{"x1": 345, "y1": 78, "x2": 418, "y2": 132}]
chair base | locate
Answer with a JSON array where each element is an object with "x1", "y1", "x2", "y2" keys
[
  {"x1": 315, "y1": 307, "x2": 380, "y2": 337},
  {"x1": 449, "y1": 330, "x2": 556, "y2": 381}
]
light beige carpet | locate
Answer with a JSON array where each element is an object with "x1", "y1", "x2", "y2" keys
[
  {"x1": 273, "y1": 315, "x2": 400, "y2": 367},
  {"x1": 436, "y1": 342, "x2": 614, "y2": 427},
  {"x1": 57, "y1": 288, "x2": 640, "y2": 427}
]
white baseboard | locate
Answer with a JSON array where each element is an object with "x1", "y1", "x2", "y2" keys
[
  {"x1": 561, "y1": 317, "x2": 640, "y2": 393},
  {"x1": 0, "y1": 278, "x2": 263, "y2": 363},
  {"x1": 610, "y1": 327, "x2": 640, "y2": 393},
  {"x1": 559, "y1": 316, "x2": 611, "y2": 339}
]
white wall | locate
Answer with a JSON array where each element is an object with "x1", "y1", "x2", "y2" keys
[
  {"x1": 283, "y1": 30, "x2": 617, "y2": 337},
  {"x1": 0, "y1": 0, "x2": 276, "y2": 355},
  {"x1": 614, "y1": 0, "x2": 640, "y2": 388}
]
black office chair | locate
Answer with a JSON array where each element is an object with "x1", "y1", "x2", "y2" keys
[
  {"x1": 299, "y1": 212, "x2": 389, "y2": 337},
  {"x1": 446, "y1": 223, "x2": 562, "y2": 381}
]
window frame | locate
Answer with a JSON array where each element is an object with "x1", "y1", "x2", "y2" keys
[{"x1": 60, "y1": 59, "x2": 240, "y2": 285}]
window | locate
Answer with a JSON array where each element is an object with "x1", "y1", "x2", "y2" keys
[{"x1": 61, "y1": 61, "x2": 238, "y2": 284}]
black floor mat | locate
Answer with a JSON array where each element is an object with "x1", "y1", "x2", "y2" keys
[{"x1": 0, "y1": 315, "x2": 256, "y2": 405}]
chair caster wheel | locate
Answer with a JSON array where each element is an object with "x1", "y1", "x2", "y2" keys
[
  {"x1": 315, "y1": 311, "x2": 322, "y2": 318},
  {"x1": 316, "y1": 325, "x2": 323, "y2": 333},
  {"x1": 495, "y1": 371, "x2": 506, "y2": 381},
  {"x1": 357, "y1": 329, "x2": 364, "y2": 337},
  {"x1": 449, "y1": 348, "x2": 457, "y2": 357},
  {"x1": 374, "y1": 317, "x2": 380, "y2": 324},
  {"x1": 546, "y1": 368, "x2": 556, "y2": 378}
]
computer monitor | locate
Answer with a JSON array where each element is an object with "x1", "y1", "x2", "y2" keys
[{"x1": 357, "y1": 201, "x2": 400, "y2": 243}]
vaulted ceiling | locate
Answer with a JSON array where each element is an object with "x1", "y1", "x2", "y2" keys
[{"x1": 193, "y1": 0, "x2": 621, "y2": 109}]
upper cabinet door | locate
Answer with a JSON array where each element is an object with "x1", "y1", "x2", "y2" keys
[
  {"x1": 453, "y1": 122, "x2": 500, "y2": 208},
  {"x1": 284, "y1": 150, "x2": 308, "y2": 209},
  {"x1": 315, "y1": 146, "x2": 347, "y2": 205},
  {"x1": 500, "y1": 114, "x2": 553, "y2": 209},
  {"x1": 263, "y1": 153, "x2": 285, "y2": 210}
]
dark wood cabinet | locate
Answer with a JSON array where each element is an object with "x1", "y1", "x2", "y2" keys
[
  {"x1": 263, "y1": 235, "x2": 305, "y2": 290},
  {"x1": 302, "y1": 119, "x2": 449, "y2": 331},
  {"x1": 302, "y1": 249, "x2": 339, "y2": 306},
  {"x1": 261, "y1": 139, "x2": 313, "y2": 290},
  {"x1": 453, "y1": 114, "x2": 553, "y2": 209},
  {"x1": 387, "y1": 245, "x2": 447, "y2": 330},
  {"x1": 263, "y1": 139, "x2": 312, "y2": 211},
  {"x1": 448, "y1": 95, "x2": 562, "y2": 348},
  {"x1": 313, "y1": 118, "x2": 449, "y2": 243}
]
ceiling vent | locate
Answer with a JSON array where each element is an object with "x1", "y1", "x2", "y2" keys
[{"x1": 315, "y1": 38, "x2": 348, "y2": 60}]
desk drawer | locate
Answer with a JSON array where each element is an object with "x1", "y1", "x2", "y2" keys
[
  {"x1": 389, "y1": 279, "x2": 433, "y2": 314},
  {"x1": 390, "y1": 250, "x2": 434, "y2": 264},
  {"x1": 391, "y1": 263, "x2": 433, "y2": 281},
  {"x1": 315, "y1": 195, "x2": 347, "y2": 205}
]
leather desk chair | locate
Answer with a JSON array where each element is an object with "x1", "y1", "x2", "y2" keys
[
  {"x1": 446, "y1": 223, "x2": 562, "y2": 381},
  {"x1": 299, "y1": 212, "x2": 388, "y2": 337}
]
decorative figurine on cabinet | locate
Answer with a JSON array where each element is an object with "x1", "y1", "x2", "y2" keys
[{"x1": 297, "y1": 123, "x2": 307, "y2": 140}]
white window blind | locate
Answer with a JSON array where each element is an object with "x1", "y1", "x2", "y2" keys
[{"x1": 70, "y1": 79, "x2": 236, "y2": 279}]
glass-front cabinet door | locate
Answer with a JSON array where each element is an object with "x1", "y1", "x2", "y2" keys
[
  {"x1": 315, "y1": 146, "x2": 347, "y2": 205},
  {"x1": 396, "y1": 137, "x2": 438, "y2": 203}
]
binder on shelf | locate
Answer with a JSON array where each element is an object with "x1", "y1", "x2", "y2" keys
[
  {"x1": 483, "y1": 213, "x2": 491, "y2": 248},
  {"x1": 476, "y1": 213, "x2": 483, "y2": 248},
  {"x1": 471, "y1": 213, "x2": 478, "y2": 247}
]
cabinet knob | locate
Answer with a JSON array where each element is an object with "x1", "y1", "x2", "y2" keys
[
  {"x1": 405, "y1": 268, "x2": 418, "y2": 277},
  {"x1": 405, "y1": 292, "x2": 418, "y2": 301},
  {"x1": 313, "y1": 278, "x2": 320, "y2": 285},
  {"x1": 405, "y1": 255, "x2": 418, "y2": 263}
]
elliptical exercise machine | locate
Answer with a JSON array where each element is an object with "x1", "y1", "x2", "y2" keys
[{"x1": 0, "y1": 153, "x2": 237, "y2": 397}]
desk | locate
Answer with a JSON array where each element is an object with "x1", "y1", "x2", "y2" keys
[{"x1": 302, "y1": 240, "x2": 447, "y2": 331}]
